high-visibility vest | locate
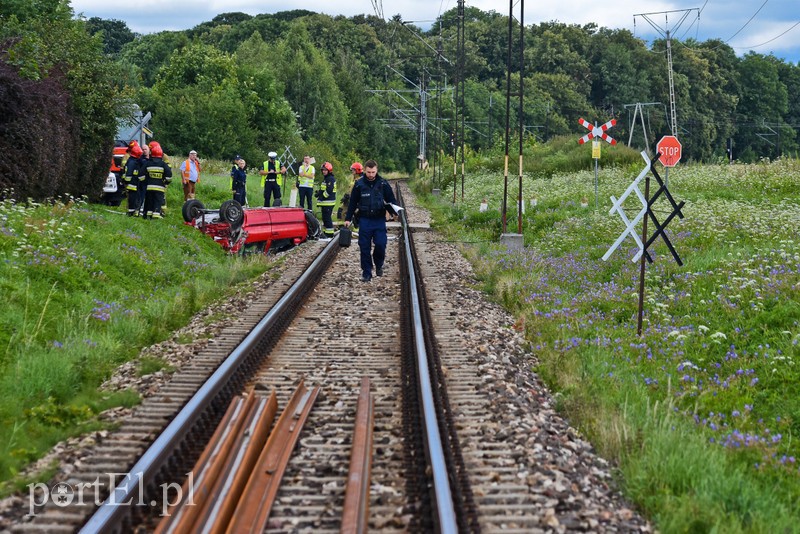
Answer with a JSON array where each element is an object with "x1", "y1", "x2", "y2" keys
[
  {"x1": 182, "y1": 159, "x2": 201, "y2": 183},
  {"x1": 298, "y1": 164, "x2": 315, "y2": 188},
  {"x1": 260, "y1": 160, "x2": 284, "y2": 188}
]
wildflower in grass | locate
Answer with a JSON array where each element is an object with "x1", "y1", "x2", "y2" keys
[{"x1": 698, "y1": 325, "x2": 709, "y2": 333}]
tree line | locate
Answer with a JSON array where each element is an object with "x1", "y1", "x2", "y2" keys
[{"x1": 1, "y1": 2, "x2": 798, "y2": 201}]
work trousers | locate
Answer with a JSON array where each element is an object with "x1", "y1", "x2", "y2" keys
[
  {"x1": 264, "y1": 181, "x2": 281, "y2": 207},
  {"x1": 321, "y1": 205, "x2": 334, "y2": 236},
  {"x1": 298, "y1": 186, "x2": 313, "y2": 210},
  {"x1": 357, "y1": 216, "x2": 387, "y2": 279}
]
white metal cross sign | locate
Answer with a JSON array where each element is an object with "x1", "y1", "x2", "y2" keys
[
  {"x1": 602, "y1": 151, "x2": 653, "y2": 263},
  {"x1": 578, "y1": 118, "x2": 617, "y2": 145},
  {"x1": 281, "y1": 146, "x2": 297, "y2": 175}
]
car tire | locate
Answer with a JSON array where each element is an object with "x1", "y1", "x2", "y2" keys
[
  {"x1": 304, "y1": 210, "x2": 322, "y2": 239},
  {"x1": 220, "y1": 200, "x2": 245, "y2": 228},
  {"x1": 182, "y1": 199, "x2": 205, "y2": 222}
]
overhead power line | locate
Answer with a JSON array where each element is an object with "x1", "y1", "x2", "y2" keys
[
  {"x1": 734, "y1": 20, "x2": 800, "y2": 50},
  {"x1": 724, "y1": 0, "x2": 768, "y2": 43}
]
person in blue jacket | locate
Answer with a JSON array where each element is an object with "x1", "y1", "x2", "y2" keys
[
  {"x1": 343, "y1": 159, "x2": 397, "y2": 282},
  {"x1": 231, "y1": 155, "x2": 247, "y2": 205}
]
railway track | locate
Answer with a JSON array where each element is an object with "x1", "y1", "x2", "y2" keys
[{"x1": 7, "y1": 183, "x2": 651, "y2": 533}]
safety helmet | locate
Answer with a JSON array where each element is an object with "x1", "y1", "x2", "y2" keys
[
  {"x1": 127, "y1": 140, "x2": 139, "y2": 154},
  {"x1": 268, "y1": 151, "x2": 277, "y2": 158},
  {"x1": 350, "y1": 162, "x2": 363, "y2": 174},
  {"x1": 322, "y1": 161, "x2": 333, "y2": 172},
  {"x1": 130, "y1": 144, "x2": 143, "y2": 158},
  {"x1": 149, "y1": 141, "x2": 163, "y2": 158}
]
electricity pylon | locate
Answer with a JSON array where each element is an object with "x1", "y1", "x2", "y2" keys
[{"x1": 634, "y1": 8, "x2": 699, "y2": 136}]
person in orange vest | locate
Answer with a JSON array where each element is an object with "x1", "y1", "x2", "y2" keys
[{"x1": 180, "y1": 150, "x2": 201, "y2": 201}]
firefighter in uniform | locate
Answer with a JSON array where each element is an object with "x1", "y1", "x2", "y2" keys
[
  {"x1": 316, "y1": 161, "x2": 336, "y2": 237},
  {"x1": 143, "y1": 141, "x2": 172, "y2": 219},
  {"x1": 124, "y1": 141, "x2": 143, "y2": 216},
  {"x1": 259, "y1": 151, "x2": 286, "y2": 206},
  {"x1": 344, "y1": 159, "x2": 397, "y2": 282}
]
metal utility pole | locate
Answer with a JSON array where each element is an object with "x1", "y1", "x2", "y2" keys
[
  {"x1": 501, "y1": 0, "x2": 513, "y2": 233},
  {"x1": 457, "y1": 0, "x2": 466, "y2": 200},
  {"x1": 516, "y1": 0, "x2": 524, "y2": 234},
  {"x1": 634, "y1": 8, "x2": 699, "y2": 137},
  {"x1": 624, "y1": 102, "x2": 663, "y2": 151},
  {"x1": 418, "y1": 70, "x2": 427, "y2": 169}
]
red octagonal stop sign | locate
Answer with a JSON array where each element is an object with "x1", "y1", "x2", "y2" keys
[{"x1": 656, "y1": 135, "x2": 682, "y2": 167}]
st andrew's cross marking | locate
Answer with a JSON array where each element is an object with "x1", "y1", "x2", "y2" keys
[
  {"x1": 578, "y1": 118, "x2": 617, "y2": 145},
  {"x1": 603, "y1": 151, "x2": 685, "y2": 266},
  {"x1": 642, "y1": 152, "x2": 685, "y2": 266}
]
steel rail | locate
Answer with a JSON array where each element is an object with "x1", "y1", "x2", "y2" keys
[
  {"x1": 81, "y1": 237, "x2": 340, "y2": 533},
  {"x1": 340, "y1": 377, "x2": 374, "y2": 534},
  {"x1": 398, "y1": 191, "x2": 458, "y2": 533},
  {"x1": 227, "y1": 380, "x2": 320, "y2": 532}
]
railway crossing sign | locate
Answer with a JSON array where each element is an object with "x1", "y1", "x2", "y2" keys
[
  {"x1": 602, "y1": 150, "x2": 686, "y2": 335},
  {"x1": 603, "y1": 151, "x2": 685, "y2": 264},
  {"x1": 578, "y1": 118, "x2": 617, "y2": 209},
  {"x1": 578, "y1": 118, "x2": 617, "y2": 146},
  {"x1": 656, "y1": 135, "x2": 682, "y2": 167}
]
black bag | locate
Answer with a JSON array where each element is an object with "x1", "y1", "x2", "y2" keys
[{"x1": 339, "y1": 227, "x2": 352, "y2": 247}]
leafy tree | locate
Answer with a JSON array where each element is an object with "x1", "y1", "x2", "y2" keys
[
  {"x1": 84, "y1": 17, "x2": 135, "y2": 55},
  {"x1": 275, "y1": 22, "x2": 351, "y2": 152},
  {"x1": 1, "y1": 0, "x2": 118, "y2": 200},
  {"x1": 234, "y1": 32, "x2": 301, "y2": 152},
  {"x1": 0, "y1": 51, "x2": 79, "y2": 198},
  {"x1": 118, "y1": 31, "x2": 190, "y2": 86},
  {"x1": 734, "y1": 52, "x2": 789, "y2": 161}
]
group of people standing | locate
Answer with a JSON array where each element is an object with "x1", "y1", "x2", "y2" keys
[
  {"x1": 121, "y1": 143, "x2": 396, "y2": 283},
  {"x1": 230, "y1": 153, "x2": 396, "y2": 282},
  {"x1": 123, "y1": 141, "x2": 196, "y2": 219}
]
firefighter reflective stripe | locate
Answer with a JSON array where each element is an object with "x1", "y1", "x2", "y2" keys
[{"x1": 147, "y1": 184, "x2": 167, "y2": 192}]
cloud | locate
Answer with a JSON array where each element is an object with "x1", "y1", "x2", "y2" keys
[{"x1": 69, "y1": 0, "x2": 800, "y2": 61}]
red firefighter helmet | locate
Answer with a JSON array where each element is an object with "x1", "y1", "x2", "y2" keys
[
  {"x1": 149, "y1": 141, "x2": 163, "y2": 158},
  {"x1": 322, "y1": 161, "x2": 333, "y2": 172},
  {"x1": 127, "y1": 140, "x2": 139, "y2": 154},
  {"x1": 130, "y1": 144, "x2": 143, "y2": 158},
  {"x1": 350, "y1": 162, "x2": 363, "y2": 174}
]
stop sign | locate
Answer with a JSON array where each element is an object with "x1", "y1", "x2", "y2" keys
[{"x1": 656, "y1": 135, "x2": 682, "y2": 167}]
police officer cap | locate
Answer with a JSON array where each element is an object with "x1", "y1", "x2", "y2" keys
[
  {"x1": 234, "y1": 154, "x2": 242, "y2": 161},
  {"x1": 268, "y1": 151, "x2": 278, "y2": 158}
]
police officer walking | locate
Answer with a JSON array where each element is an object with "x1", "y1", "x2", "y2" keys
[
  {"x1": 344, "y1": 159, "x2": 397, "y2": 282},
  {"x1": 260, "y1": 151, "x2": 286, "y2": 206}
]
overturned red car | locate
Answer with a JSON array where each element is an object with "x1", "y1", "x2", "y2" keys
[{"x1": 182, "y1": 200, "x2": 322, "y2": 255}]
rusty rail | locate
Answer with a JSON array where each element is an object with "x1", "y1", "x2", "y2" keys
[
  {"x1": 340, "y1": 377, "x2": 374, "y2": 534},
  {"x1": 154, "y1": 388, "x2": 278, "y2": 533},
  {"x1": 226, "y1": 380, "x2": 319, "y2": 533}
]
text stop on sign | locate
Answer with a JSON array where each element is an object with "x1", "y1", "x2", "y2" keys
[{"x1": 656, "y1": 135, "x2": 682, "y2": 167}]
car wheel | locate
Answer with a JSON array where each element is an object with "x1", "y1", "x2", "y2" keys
[
  {"x1": 182, "y1": 199, "x2": 205, "y2": 222},
  {"x1": 220, "y1": 200, "x2": 245, "y2": 228},
  {"x1": 304, "y1": 210, "x2": 322, "y2": 239}
]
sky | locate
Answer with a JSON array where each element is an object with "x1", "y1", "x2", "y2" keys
[{"x1": 69, "y1": 0, "x2": 800, "y2": 63}]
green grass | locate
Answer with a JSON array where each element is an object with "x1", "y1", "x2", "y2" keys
[
  {"x1": 0, "y1": 163, "x2": 281, "y2": 493},
  {"x1": 414, "y1": 156, "x2": 800, "y2": 532}
]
